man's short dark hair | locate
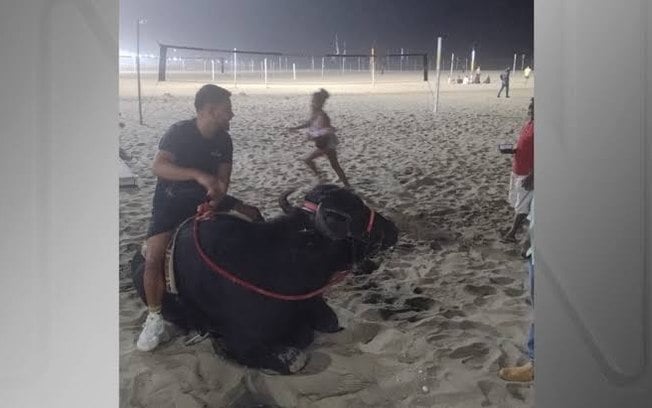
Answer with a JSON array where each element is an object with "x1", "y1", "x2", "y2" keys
[{"x1": 194, "y1": 84, "x2": 231, "y2": 112}]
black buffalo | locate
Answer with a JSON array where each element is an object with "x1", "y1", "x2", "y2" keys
[{"x1": 132, "y1": 184, "x2": 398, "y2": 374}]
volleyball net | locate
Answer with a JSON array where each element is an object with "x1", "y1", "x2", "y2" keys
[{"x1": 152, "y1": 43, "x2": 436, "y2": 85}]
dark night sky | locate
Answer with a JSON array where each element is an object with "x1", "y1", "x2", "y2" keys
[{"x1": 120, "y1": 0, "x2": 533, "y2": 58}]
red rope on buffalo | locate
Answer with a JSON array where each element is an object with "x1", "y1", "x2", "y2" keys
[{"x1": 191, "y1": 209, "x2": 351, "y2": 301}]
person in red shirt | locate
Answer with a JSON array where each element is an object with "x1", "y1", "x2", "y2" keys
[{"x1": 503, "y1": 98, "x2": 534, "y2": 242}]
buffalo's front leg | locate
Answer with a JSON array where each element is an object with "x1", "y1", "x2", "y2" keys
[
  {"x1": 304, "y1": 297, "x2": 341, "y2": 333},
  {"x1": 221, "y1": 335, "x2": 309, "y2": 375},
  {"x1": 283, "y1": 321, "x2": 314, "y2": 349}
]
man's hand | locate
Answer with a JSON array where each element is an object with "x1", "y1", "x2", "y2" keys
[
  {"x1": 521, "y1": 173, "x2": 534, "y2": 191},
  {"x1": 195, "y1": 172, "x2": 227, "y2": 207}
]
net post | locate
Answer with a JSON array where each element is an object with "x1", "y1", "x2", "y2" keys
[
  {"x1": 136, "y1": 18, "x2": 143, "y2": 125},
  {"x1": 434, "y1": 36, "x2": 442, "y2": 113},
  {"x1": 449, "y1": 52, "x2": 454, "y2": 81},
  {"x1": 233, "y1": 48, "x2": 237, "y2": 87},
  {"x1": 321, "y1": 56, "x2": 325, "y2": 79},
  {"x1": 158, "y1": 44, "x2": 167, "y2": 82},
  {"x1": 423, "y1": 54, "x2": 428, "y2": 81},
  {"x1": 292, "y1": 63, "x2": 296, "y2": 80},
  {"x1": 513, "y1": 52, "x2": 517, "y2": 72},
  {"x1": 264, "y1": 58, "x2": 268, "y2": 88},
  {"x1": 211, "y1": 59, "x2": 215, "y2": 81},
  {"x1": 470, "y1": 47, "x2": 476, "y2": 75},
  {"x1": 371, "y1": 47, "x2": 376, "y2": 86}
]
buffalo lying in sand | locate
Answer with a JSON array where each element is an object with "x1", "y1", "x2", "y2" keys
[{"x1": 132, "y1": 184, "x2": 398, "y2": 374}]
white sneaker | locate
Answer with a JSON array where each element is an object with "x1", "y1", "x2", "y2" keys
[{"x1": 136, "y1": 312, "x2": 165, "y2": 351}]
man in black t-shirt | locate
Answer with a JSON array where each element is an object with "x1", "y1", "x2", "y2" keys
[
  {"x1": 137, "y1": 84, "x2": 262, "y2": 352},
  {"x1": 147, "y1": 118, "x2": 235, "y2": 236}
]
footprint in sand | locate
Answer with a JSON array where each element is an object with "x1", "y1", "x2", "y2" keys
[
  {"x1": 355, "y1": 280, "x2": 379, "y2": 291},
  {"x1": 473, "y1": 297, "x2": 489, "y2": 306},
  {"x1": 404, "y1": 296, "x2": 435, "y2": 311},
  {"x1": 477, "y1": 380, "x2": 495, "y2": 407},
  {"x1": 506, "y1": 383, "x2": 528, "y2": 401},
  {"x1": 426, "y1": 333, "x2": 449, "y2": 343},
  {"x1": 464, "y1": 284, "x2": 497, "y2": 297},
  {"x1": 489, "y1": 276, "x2": 515, "y2": 285},
  {"x1": 449, "y1": 342, "x2": 490, "y2": 361},
  {"x1": 503, "y1": 287, "x2": 526, "y2": 297},
  {"x1": 378, "y1": 308, "x2": 398, "y2": 320},
  {"x1": 377, "y1": 297, "x2": 431, "y2": 321},
  {"x1": 362, "y1": 293, "x2": 384, "y2": 305},
  {"x1": 431, "y1": 207, "x2": 456, "y2": 216},
  {"x1": 439, "y1": 308, "x2": 467, "y2": 319}
]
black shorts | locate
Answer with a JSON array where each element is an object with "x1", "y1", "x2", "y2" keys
[{"x1": 146, "y1": 193, "x2": 241, "y2": 238}]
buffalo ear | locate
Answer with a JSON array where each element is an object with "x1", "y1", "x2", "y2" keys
[{"x1": 315, "y1": 203, "x2": 351, "y2": 240}]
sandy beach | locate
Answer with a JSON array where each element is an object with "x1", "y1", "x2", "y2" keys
[{"x1": 119, "y1": 73, "x2": 535, "y2": 407}]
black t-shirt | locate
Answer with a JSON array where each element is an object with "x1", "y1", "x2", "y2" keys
[{"x1": 153, "y1": 118, "x2": 233, "y2": 206}]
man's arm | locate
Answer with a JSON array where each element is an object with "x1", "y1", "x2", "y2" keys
[
  {"x1": 153, "y1": 150, "x2": 227, "y2": 204},
  {"x1": 199, "y1": 162, "x2": 231, "y2": 208},
  {"x1": 152, "y1": 150, "x2": 202, "y2": 182},
  {"x1": 208, "y1": 132, "x2": 234, "y2": 207},
  {"x1": 215, "y1": 161, "x2": 262, "y2": 220},
  {"x1": 216, "y1": 162, "x2": 232, "y2": 194}
]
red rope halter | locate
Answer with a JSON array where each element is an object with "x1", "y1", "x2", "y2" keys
[{"x1": 191, "y1": 204, "x2": 356, "y2": 301}]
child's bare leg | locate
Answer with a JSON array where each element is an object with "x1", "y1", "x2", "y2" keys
[
  {"x1": 303, "y1": 149, "x2": 325, "y2": 178},
  {"x1": 326, "y1": 150, "x2": 350, "y2": 187}
]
